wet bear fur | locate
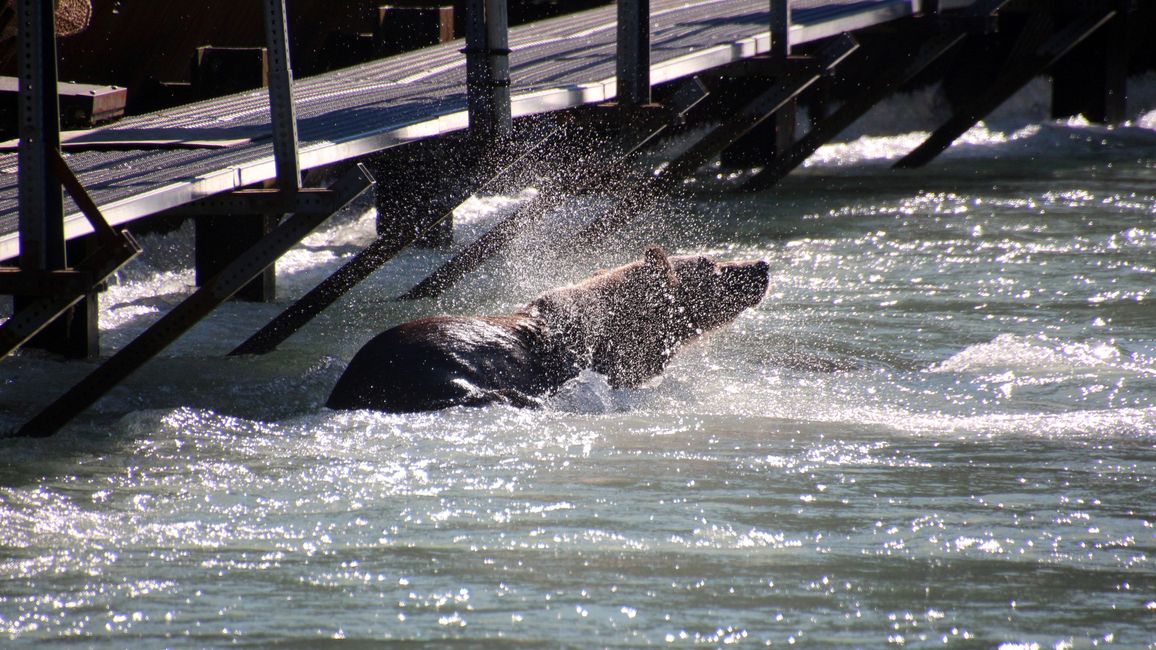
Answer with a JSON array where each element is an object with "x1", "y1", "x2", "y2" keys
[{"x1": 326, "y1": 246, "x2": 770, "y2": 412}]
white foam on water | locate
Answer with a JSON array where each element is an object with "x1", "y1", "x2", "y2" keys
[{"x1": 929, "y1": 333, "x2": 1123, "y2": 375}]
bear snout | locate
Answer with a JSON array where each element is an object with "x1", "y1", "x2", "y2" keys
[{"x1": 728, "y1": 260, "x2": 770, "y2": 304}]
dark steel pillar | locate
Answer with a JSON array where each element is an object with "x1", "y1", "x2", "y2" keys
[
  {"x1": 195, "y1": 214, "x2": 279, "y2": 302},
  {"x1": 16, "y1": 0, "x2": 63, "y2": 274},
  {"x1": 14, "y1": 0, "x2": 99, "y2": 358},
  {"x1": 771, "y1": 0, "x2": 791, "y2": 58},
  {"x1": 616, "y1": 0, "x2": 651, "y2": 106},
  {"x1": 1051, "y1": 7, "x2": 1128, "y2": 124},
  {"x1": 263, "y1": 0, "x2": 300, "y2": 193},
  {"x1": 465, "y1": 0, "x2": 513, "y2": 141},
  {"x1": 719, "y1": 0, "x2": 795, "y2": 172},
  {"x1": 195, "y1": 0, "x2": 299, "y2": 303}
]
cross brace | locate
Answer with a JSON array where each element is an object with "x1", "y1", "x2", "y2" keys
[
  {"x1": 566, "y1": 34, "x2": 858, "y2": 249},
  {"x1": 894, "y1": 6, "x2": 1117, "y2": 169},
  {"x1": 0, "y1": 233, "x2": 139, "y2": 360},
  {"x1": 0, "y1": 150, "x2": 142, "y2": 360},
  {"x1": 228, "y1": 125, "x2": 570, "y2": 356},
  {"x1": 6, "y1": 163, "x2": 374, "y2": 438},
  {"x1": 739, "y1": 0, "x2": 1015, "y2": 190},
  {"x1": 396, "y1": 76, "x2": 712, "y2": 302},
  {"x1": 740, "y1": 31, "x2": 966, "y2": 192}
]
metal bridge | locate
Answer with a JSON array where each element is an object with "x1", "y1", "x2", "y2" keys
[
  {"x1": 0, "y1": 0, "x2": 985, "y2": 261},
  {"x1": 0, "y1": 0, "x2": 1139, "y2": 436}
]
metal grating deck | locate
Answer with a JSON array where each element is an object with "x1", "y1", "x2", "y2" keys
[{"x1": 0, "y1": 0, "x2": 966, "y2": 261}]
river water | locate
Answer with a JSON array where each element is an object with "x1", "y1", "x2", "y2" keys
[{"x1": 1, "y1": 78, "x2": 1154, "y2": 647}]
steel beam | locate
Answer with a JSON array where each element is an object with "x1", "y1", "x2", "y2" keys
[
  {"x1": 0, "y1": 268, "x2": 99, "y2": 295},
  {"x1": 175, "y1": 187, "x2": 363, "y2": 216}
]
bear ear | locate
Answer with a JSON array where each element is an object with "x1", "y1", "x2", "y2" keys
[
  {"x1": 644, "y1": 245, "x2": 672, "y2": 271},
  {"x1": 644, "y1": 245, "x2": 678, "y2": 285}
]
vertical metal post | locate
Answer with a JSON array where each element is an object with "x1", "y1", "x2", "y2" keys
[
  {"x1": 1050, "y1": 3, "x2": 1128, "y2": 125},
  {"x1": 16, "y1": 0, "x2": 65, "y2": 274},
  {"x1": 465, "y1": 0, "x2": 512, "y2": 141},
  {"x1": 13, "y1": 0, "x2": 99, "y2": 357},
  {"x1": 616, "y1": 0, "x2": 651, "y2": 106},
  {"x1": 771, "y1": 0, "x2": 791, "y2": 58},
  {"x1": 262, "y1": 0, "x2": 300, "y2": 192}
]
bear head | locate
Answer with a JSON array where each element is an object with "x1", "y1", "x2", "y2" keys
[
  {"x1": 523, "y1": 246, "x2": 768, "y2": 387},
  {"x1": 666, "y1": 252, "x2": 770, "y2": 337}
]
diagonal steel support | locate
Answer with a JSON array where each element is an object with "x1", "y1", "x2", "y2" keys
[
  {"x1": 229, "y1": 127, "x2": 569, "y2": 356},
  {"x1": 740, "y1": 30, "x2": 966, "y2": 192},
  {"x1": 894, "y1": 7, "x2": 1117, "y2": 169},
  {"x1": 397, "y1": 77, "x2": 710, "y2": 302},
  {"x1": 566, "y1": 35, "x2": 858, "y2": 249},
  {"x1": 0, "y1": 232, "x2": 139, "y2": 361},
  {"x1": 7, "y1": 164, "x2": 374, "y2": 438},
  {"x1": 0, "y1": 150, "x2": 142, "y2": 360}
]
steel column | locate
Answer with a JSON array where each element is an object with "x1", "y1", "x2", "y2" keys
[
  {"x1": 1051, "y1": 3, "x2": 1128, "y2": 124},
  {"x1": 465, "y1": 0, "x2": 512, "y2": 140},
  {"x1": 616, "y1": 0, "x2": 651, "y2": 106},
  {"x1": 13, "y1": 0, "x2": 100, "y2": 357},
  {"x1": 771, "y1": 0, "x2": 791, "y2": 58},
  {"x1": 262, "y1": 0, "x2": 300, "y2": 192},
  {"x1": 193, "y1": 0, "x2": 298, "y2": 303},
  {"x1": 16, "y1": 0, "x2": 65, "y2": 276}
]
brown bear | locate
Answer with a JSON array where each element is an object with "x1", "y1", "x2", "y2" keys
[{"x1": 326, "y1": 246, "x2": 769, "y2": 412}]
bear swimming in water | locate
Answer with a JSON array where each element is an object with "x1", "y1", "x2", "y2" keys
[{"x1": 326, "y1": 246, "x2": 769, "y2": 412}]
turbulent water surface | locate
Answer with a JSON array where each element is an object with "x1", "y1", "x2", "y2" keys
[{"x1": 2, "y1": 79, "x2": 1155, "y2": 647}]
